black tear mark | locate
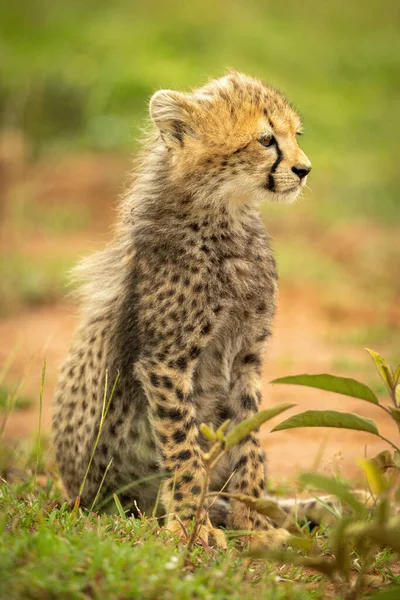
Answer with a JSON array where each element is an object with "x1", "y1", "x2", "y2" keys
[{"x1": 266, "y1": 141, "x2": 283, "y2": 191}]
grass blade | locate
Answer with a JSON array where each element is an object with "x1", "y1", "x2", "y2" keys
[{"x1": 300, "y1": 473, "x2": 368, "y2": 516}]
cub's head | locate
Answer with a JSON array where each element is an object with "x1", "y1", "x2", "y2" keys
[{"x1": 150, "y1": 71, "x2": 311, "y2": 204}]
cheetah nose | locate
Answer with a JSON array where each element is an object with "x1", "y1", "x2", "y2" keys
[{"x1": 291, "y1": 165, "x2": 311, "y2": 180}]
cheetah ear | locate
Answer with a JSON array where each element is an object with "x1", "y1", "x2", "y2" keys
[{"x1": 149, "y1": 90, "x2": 197, "y2": 147}]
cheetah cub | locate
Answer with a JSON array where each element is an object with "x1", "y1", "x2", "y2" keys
[{"x1": 53, "y1": 71, "x2": 312, "y2": 548}]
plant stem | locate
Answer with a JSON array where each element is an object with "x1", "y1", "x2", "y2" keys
[
  {"x1": 34, "y1": 360, "x2": 46, "y2": 486},
  {"x1": 378, "y1": 434, "x2": 400, "y2": 454}
]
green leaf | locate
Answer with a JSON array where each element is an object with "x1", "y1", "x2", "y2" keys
[
  {"x1": 224, "y1": 403, "x2": 296, "y2": 449},
  {"x1": 300, "y1": 473, "x2": 368, "y2": 516},
  {"x1": 366, "y1": 348, "x2": 394, "y2": 390},
  {"x1": 199, "y1": 423, "x2": 216, "y2": 441},
  {"x1": 346, "y1": 518, "x2": 400, "y2": 553},
  {"x1": 270, "y1": 373, "x2": 379, "y2": 404},
  {"x1": 357, "y1": 458, "x2": 387, "y2": 495},
  {"x1": 272, "y1": 410, "x2": 379, "y2": 436},
  {"x1": 394, "y1": 364, "x2": 400, "y2": 387}
]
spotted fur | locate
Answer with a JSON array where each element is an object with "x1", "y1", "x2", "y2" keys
[{"x1": 52, "y1": 72, "x2": 312, "y2": 546}]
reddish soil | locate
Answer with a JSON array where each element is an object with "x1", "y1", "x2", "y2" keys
[{"x1": 1, "y1": 149, "x2": 397, "y2": 486}]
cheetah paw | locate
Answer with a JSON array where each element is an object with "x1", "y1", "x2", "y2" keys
[
  {"x1": 167, "y1": 519, "x2": 227, "y2": 550},
  {"x1": 249, "y1": 527, "x2": 291, "y2": 549}
]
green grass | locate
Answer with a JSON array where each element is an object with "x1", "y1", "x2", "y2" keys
[
  {"x1": 1, "y1": 0, "x2": 400, "y2": 224},
  {"x1": 2, "y1": 437, "x2": 400, "y2": 599},
  {"x1": 0, "y1": 384, "x2": 32, "y2": 411},
  {"x1": 0, "y1": 251, "x2": 76, "y2": 316},
  {"x1": 0, "y1": 445, "x2": 328, "y2": 600},
  {"x1": 7, "y1": 198, "x2": 90, "y2": 235}
]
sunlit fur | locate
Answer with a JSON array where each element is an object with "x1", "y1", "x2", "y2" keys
[
  {"x1": 53, "y1": 72, "x2": 313, "y2": 549},
  {"x1": 150, "y1": 71, "x2": 311, "y2": 206}
]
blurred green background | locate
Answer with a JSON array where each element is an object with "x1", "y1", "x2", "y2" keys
[{"x1": 0, "y1": 0, "x2": 399, "y2": 420}]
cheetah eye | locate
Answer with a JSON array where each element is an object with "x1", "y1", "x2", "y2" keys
[{"x1": 258, "y1": 135, "x2": 276, "y2": 148}]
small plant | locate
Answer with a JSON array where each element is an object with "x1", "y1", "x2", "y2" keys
[
  {"x1": 244, "y1": 348, "x2": 400, "y2": 600},
  {"x1": 186, "y1": 349, "x2": 400, "y2": 599},
  {"x1": 270, "y1": 348, "x2": 400, "y2": 463}
]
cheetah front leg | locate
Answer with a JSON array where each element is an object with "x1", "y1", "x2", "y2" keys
[
  {"x1": 227, "y1": 347, "x2": 290, "y2": 547},
  {"x1": 133, "y1": 270, "x2": 227, "y2": 549},
  {"x1": 136, "y1": 355, "x2": 226, "y2": 548}
]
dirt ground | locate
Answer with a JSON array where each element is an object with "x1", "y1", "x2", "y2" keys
[{"x1": 1, "y1": 151, "x2": 398, "y2": 486}]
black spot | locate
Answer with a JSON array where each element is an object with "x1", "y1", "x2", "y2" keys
[
  {"x1": 193, "y1": 283, "x2": 203, "y2": 293},
  {"x1": 243, "y1": 353, "x2": 261, "y2": 366},
  {"x1": 234, "y1": 456, "x2": 248, "y2": 471},
  {"x1": 150, "y1": 373, "x2": 159, "y2": 387},
  {"x1": 201, "y1": 323, "x2": 211, "y2": 336},
  {"x1": 257, "y1": 302, "x2": 267, "y2": 314},
  {"x1": 176, "y1": 356, "x2": 187, "y2": 371},
  {"x1": 162, "y1": 376, "x2": 173, "y2": 389},
  {"x1": 182, "y1": 473, "x2": 194, "y2": 482},
  {"x1": 200, "y1": 244, "x2": 210, "y2": 253},
  {"x1": 171, "y1": 274, "x2": 180, "y2": 284},
  {"x1": 174, "y1": 491, "x2": 183, "y2": 501},
  {"x1": 176, "y1": 449, "x2": 192, "y2": 461},
  {"x1": 241, "y1": 394, "x2": 257, "y2": 412},
  {"x1": 175, "y1": 388, "x2": 184, "y2": 401},
  {"x1": 169, "y1": 479, "x2": 181, "y2": 491},
  {"x1": 158, "y1": 433, "x2": 168, "y2": 445},
  {"x1": 252, "y1": 487, "x2": 261, "y2": 498},
  {"x1": 191, "y1": 485, "x2": 201, "y2": 495},
  {"x1": 190, "y1": 223, "x2": 200, "y2": 232},
  {"x1": 189, "y1": 346, "x2": 201, "y2": 360},
  {"x1": 173, "y1": 430, "x2": 187, "y2": 444},
  {"x1": 183, "y1": 417, "x2": 196, "y2": 431},
  {"x1": 156, "y1": 406, "x2": 184, "y2": 421},
  {"x1": 217, "y1": 406, "x2": 233, "y2": 421}
]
